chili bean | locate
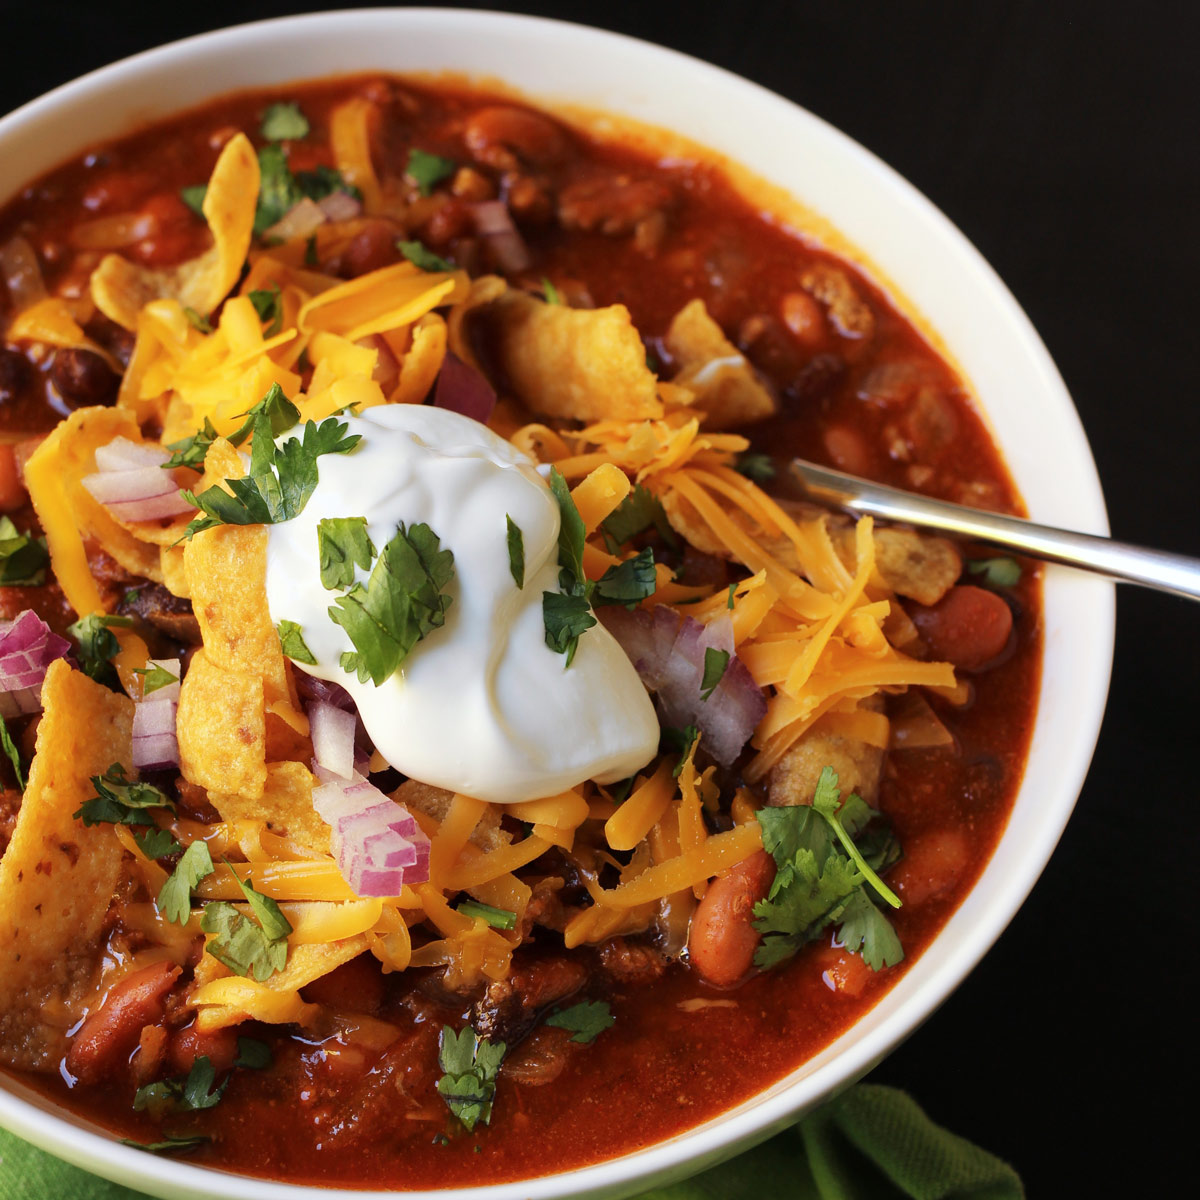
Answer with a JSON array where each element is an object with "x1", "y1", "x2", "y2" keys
[
  {"x1": 557, "y1": 174, "x2": 674, "y2": 236},
  {"x1": 506, "y1": 175, "x2": 554, "y2": 224},
  {"x1": 463, "y1": 106, "x2": 567, "y2": 172},
  {"x1": 0, "y1": 443, "x2": 25, "y2": 511},
  {"x1": 421, "y1": 199, "x2": 473, "y2": 248},
  {"x1": 0, "y1": 347, "x2": 32, "y2": 406},
  {"x1": 168, "y1": 1021, "x2": 239, "y2": 1075},
  {"x1": 909, "y1": 584, "x2": 1013, "y2": 670},
  {"x1": 890, "y1": 828, "x2": 970, "y2": 908},
  {"x1": 301, "y1": 953, "x2": 386, "y2": 1015},
  {"x1": 780, "y1": 289, "x2": 825, "y2": 346},
  {"x1": 822, "y1": 423, "x2": 870, "y2": 476},
  {"x1": 66, "y1": 961, "x2": 181, "y2": 1084},
  {"x1": 451, "y1": 166, "x2": 496, "y2": 203},
  {"x1": 50, "y1": 347, "x2": 119, "y2": 408},
  {"x1": 336, "y1": 220, "x2": 402, "y2": 278},
  {"x1": 688, "y1": 850, "x2": 776, "y2": 987}
]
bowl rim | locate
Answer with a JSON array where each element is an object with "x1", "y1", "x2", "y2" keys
[{"x1": 0, "y1": 8, "x2": 1115, "y2": 1199}]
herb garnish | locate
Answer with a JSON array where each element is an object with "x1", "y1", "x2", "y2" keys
[
  {"x1": 0, "y1": 715, "x2": 26, "y2": 790},
  {"x1": 966, "y1": 556, "x2": 1022, "y2": 588},
  {"x1": 234, "y1": 1037, "x2": 272, "y2": 1070},
  {"x1": 455, "y1": 900, "x2": 517, "y2": 930},
  {"x1": 259, "y1": 102, "x2": 310, "y2": 141},
  {"x1": 545, "y1": 1000, "x2": 614, "y2": 1044},
  {"x1": 542, "y1": 469, "x2": 596, "y2": 666},
  {"x1": 397, "y1": 239, "x2": 454, "y2": 272},
  {"x1": 135, "y1": 662, "x2": 178, "y2": 697},
  {"x1": 180, "y1": 186, "x2": 207, "y2": 219},
  {"x1": 163, "y1": 418, "x2": 221, "y2": 471},
  {"x1": 121, "y1": 1134, "x2": 210, "y2": 1156},
  {"x1": 200, "y1": 867, "x2": 292, "y2": 981},
  {"x1": 248, "y1": 284, "x2": 283, "y2": 335},
  {"x1": 329, "y1": 522, "x2": 455, "y2": 685},
  {"x1": 74, "y1": 764, "x2": 172, "y2": 827},
  {"x1": 182, "y1": 307, "x2": 213, "y2": 334},
  {"x1": 67, "y1": 613, "x2": 133, "y2": 682},
  {"x1": 318, "y1": 516, "x2": 376, "y2": 591},
  {"x1": 134, "y1": 1055, "x2": 225, "y2": 1115},
  {"x1": 752, "y1": 767, "x2": 903, "y2": 972},
  {"x1": 436, "y1": 1026, "x2": 505, "y2": 1132},
  {"x1": 158, "y1": 841, "x2": 215, "y2": 925},
  {"x1": 505, "y1": 515, "x2": 525, "y2": 589},
  {"x1": 541, "y1": 277, "x2": 562, "y2": 305},
  {"x1": 276, "y1": 620, "x2": 317, "y2": 665},
  {"x1": 735, "y1": 452, "x2": 775, "y2": 483},
  {"x1": 592, "y1": 547, "x2": 656, "y2": 609},
  {"x1": 133, "y1": 827, "x2": 182, "y2": 860},
  {"x1": 253, "y1": 145, "x2": 359, "y2": 237},
  {"x1": 600, "y1": 484, "x2": 675, "y2": 550},
  {"x1": 0, "y1": 515, "x2": 49, "y2": 585},
  {"x1": 700, "y1": 647, "x2": 730, "y2": 700},
  {"x1": 726, "y1": 583, "x2": 737, "y2": 611},
  {"x1": 406, "y1": 148, "x2": 457, "y2": 196},
  {"x1": 662, "y1": 724, "x2": 700, "y2": 778}
]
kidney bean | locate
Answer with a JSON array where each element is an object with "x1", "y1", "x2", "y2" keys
[
  {"x1": 50, "y1": 347, "x2": 119, "y2": 408},
  {"x1": 909, "y1": 584, "x2": 1014, "y2": 670},
  {"x1": 890, "y1": 828, "x2": 970, "y2": 908},
  {"x1": 168, "y1": 1021, "x2": 239, "y2": 1075},
  {"x1": 336, "y1": 220, "x2": 402, "y2": 278},
  {"x1": 688, "y1": 850, "x2": 776, "y2": 987},
  {"x1": 66, "y1": 961, "x2": 181, "y2": 1084},
  {"x1": 0, "y1": 347, "x2": 32, "y2": 407},
  {"x1": 463, "y1": 106, "x2": 567, "y2": 171}
]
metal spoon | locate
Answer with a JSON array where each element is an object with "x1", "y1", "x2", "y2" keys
[{"x1": 788, "y1": 458, "x2": 1200, "y2": 602}]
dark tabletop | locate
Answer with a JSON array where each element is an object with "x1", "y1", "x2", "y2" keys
[{"x1": 1, "y1": 2, "x2": 1194, "y2": 1193}]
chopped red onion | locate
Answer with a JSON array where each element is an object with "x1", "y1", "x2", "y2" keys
[
  {"x1": 317, "y1": 191, "x2": 363, "y2": 222},
  {"x1": 94, "y1": 437, "x2": 170, "y2": 472},
  {"x1": 295, "y1": 674, "x2": 355, "y2": 711},
  {"x1": 599, "y1": 605, "x2": 767, "y2": 765},
  {"x1": 263, "y1": 196, "x2": 328, "y2": 242},
  {"x1": 0, "y1": 610, "x2": 71, "y2": 717},
  {"x1": 82, "y1": 438, "x2": 196, "y2": 523},
  {"x1": 309, "y1": 700, "x2": 357, "y2": 781},
  {"x1": 433, "y1": 351, "x2": 496, "y2": 424},
  {"x1": 131, "y1": 659, "x2": 180, "y2": 770},
  {"x1": 472, "y1": 200, "x2": 532, "y2": 273}
]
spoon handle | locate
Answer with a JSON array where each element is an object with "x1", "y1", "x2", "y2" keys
[{"x1": 789, "y1": 458, "x2": 1200, "y2": 602}]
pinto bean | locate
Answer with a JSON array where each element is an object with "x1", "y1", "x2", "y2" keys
[
  {"x1": 463, "y1": 106, "x2": 567, "y2": 172},
  {"x1": 167, "y1": 1021, "x2": 239, "y2": 1075},
  {"x1": 66, "y1": 961, "x2": 181, "y2": 1084},
  {"x1": 50, "y1": 347, "x2": 119, "y2": 408},
  {"x1": 557, "y1": 174, "x2": 674, "y2": 237},
  {"x1": 909, "y1": 584, "x2": 1013, "y2": 670},
  {"x1": 688, "y1": 850, "x2": 775, "y2": 987},
  {"x1": 336, "y1": 220, "x2": 402, "y2": 278}
]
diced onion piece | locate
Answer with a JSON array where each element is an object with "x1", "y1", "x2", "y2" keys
[
  {"x1": 317, "y1": 191, "x2": 363, "y2": 222},
  {"x1": 434, "y1": 351, "x2": 496, "y2": 424},
  {"x1": 0, "y1": 236, "x2": 47, "y2": 311},
  {"x1": 600, "y1": 605, "x2": 766, "y2": 765},
  {"x1": 309, "y1": 699, "x2": 357, "y2": 781},
  {"x1": 82, "y1": 438, "x2": 196, "y2": 523},
  {"x1": 140, "y1": 657, "x2": 180, "y2": 704},
  {"x1": 263, "y1": 196, "x2": 327, "y2": 242},
  {"x1": 0, "y1": 610, "x2": 71, "y2": 716},
  {"x1": 94, "y1": 436, "x2": 172, "y2": 472},
  {"x1": 472, "y1": 200, "x2": 532, "y2": 273}
]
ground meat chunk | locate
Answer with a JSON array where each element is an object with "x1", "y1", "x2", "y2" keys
[
  {"x1": 768, "y1": 696, "x2": 886, "y2": 807},
  {"x1": 471, "y1": 956, "x2": 587, "y2": 1045},
  {"x1": 599, "y1": 937, "x2": 667, "y2": 985},
  {"x1": 118, "y1": 582, "x2": 201, "y2": 643},
  {"x1": 800, "y1": 262, "x2": 875, "y2": 341},
  {"x1": 557, "y1": 173, "x2": 675, "y2": 237}
]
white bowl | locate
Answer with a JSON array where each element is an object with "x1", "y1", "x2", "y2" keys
[{"x1": 0, "y1": 9, "x2": 1114, "y2": 1199}]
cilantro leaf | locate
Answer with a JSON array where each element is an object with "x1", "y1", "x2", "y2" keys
[
  {"x1": 252, "y1": 146, "x2": 357, "y2": 237},
  {"x1": 276, "y1": 619, "x2": 317, "y2": 665},
  {"x1": 134, "y1": 827, "x2": 183, "y2": 860},
  {"x1": 318, "y1": 516, "x2": 376, "y2": 591},
  {"x1": 406, "y1": 148, "x2": 457, "y2": 196},
  {"x1": 397, "y1": 239, "x2": 453, "y2": 272},
  {"x1": 662, "y1": 724, "x2": 700, "y2": 778},
  {"x1": 134, "y1": 1055, "x2": 225, "y2": 1116},
  {"x1": 231, "y1": 868, "x2": 292, "y2": 941},
  {"x1": 234, "y1": 1037, "x2": 272, "y2": 1070},
  {"x1": 330, "y1": 522, "x2": 455, "y2": 685},
  {"x1": 182, "y1": 306, "x2": 212, "y2": 333},
  {"x1": 183, "y1": 415, "x2": 360, "y2": 537},
  {"x1": 542, "y1": 277, "x2": 562, "y2": 305},
  {"x1": 248, "y1": 284, "x2": 283, "y2": 335},
  {"x1": 810, "y1": 768, "x2": 900, "y2": 908},
  {"x1": 966, "y1": 556, "x2": 1022, "y2": 589},
  {"x1": 163, "y1": 418, "x2": 221, "y2": 471},
  {"x1": 592, "y1": 547, "x2": 657, "y2": 609},
  {"x1": 727, "y1": 583, "x2": 737, "y2": 611},
  {"x1": 201, "y1": 900, "x2": 290, "y2": 982},
  {"x1": 136, "y1": 662, "x2": 178, "y2": 697},
  {"x1": 0, "y1": 715, "x2": 25, "y2": 791},
  {"x1": 506, "y1": 515, "x2": 525, "y2": 589},
  {"x1": 67, "y1": 613, "x2": 133, "y2": 682},
  {"x1": 122, "y1": 1134, "x2": 210, "y2": 1155},
  {"x1": 600, "y1": 484, "x2": 675, "y2": 549},
  {"x1": 0, "y1": 515, "x2": 49, "y2": 585},
  {"x1": 180, "y1": 185, "x2": 207, "y2": 218},
  {"x1": 436, "y1": 1026, "x2": 505, "y2": 1132},
  {"x1": 157, "y1": 841, "x2": 215, "y2": 924},
  {"x1": 545, "y1": 1000, "x2": 614, "y2": 1044},
  {"x1": 735, "y1": 452, "x2": 775, "y2": 483},
  {"x1": 455, "y1": 899, "x2": 517, "y2": 930},
  {"x1": 548, "y1": 469, "x2": 587, "y2": 593},
  {"x1": 835, "y1": 889, "x2": 904, "y2": 971},
  {"x1": 541, "y1": 592, "x2": 596, "y2": 667},
  {"x1": 74, "y1": 763, "x2": 172, "y2": 827},
  {"x1": 228, "y1": 381, "x2": 301, "y2": 446},
  {"x1": 700, "y1": 647, "x2": 730, "y2": 701},
  {"x1": 260, "y1": 101, "x2": 310, "y2": 141}
]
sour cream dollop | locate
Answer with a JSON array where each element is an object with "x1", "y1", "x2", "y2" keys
[{"x1": 264, "y1": 405, "x2": 659, "y2": 803}]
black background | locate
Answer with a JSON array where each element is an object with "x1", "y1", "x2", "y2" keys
[{"x1": 2, "y1": 3, "x2": 1195, "y2": 1194}]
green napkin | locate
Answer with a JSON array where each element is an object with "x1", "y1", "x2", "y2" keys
[{"x1": 0, "y1": 1083, "x2": 1023, "y2": 1199}]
